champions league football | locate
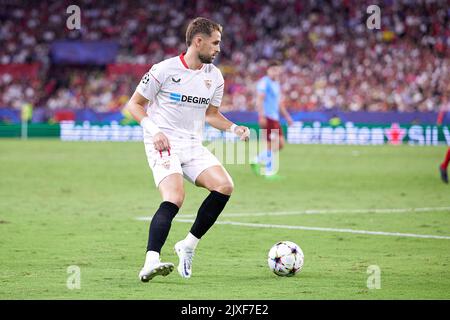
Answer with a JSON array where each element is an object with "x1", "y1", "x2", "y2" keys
[{"x1": 268, "y1": 241, "x2": 304, "y2": 277}]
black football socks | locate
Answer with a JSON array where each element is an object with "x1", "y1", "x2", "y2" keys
[
  {"x1": 190, "y1": 191, "x2": 230, "y2": 239},
  {"x1": 146, "y1": 201, "x2": 179, "y2": 252}
]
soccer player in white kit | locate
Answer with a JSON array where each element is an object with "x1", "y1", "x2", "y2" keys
[{"x1": 126, "y1": 17, "x2": 250, "y2": 281}]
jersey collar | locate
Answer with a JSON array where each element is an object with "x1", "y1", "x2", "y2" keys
[{"x1": 179, "y1": 53, "x2": 203, "y2": 70}]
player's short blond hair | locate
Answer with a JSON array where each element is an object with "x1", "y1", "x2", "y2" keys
[{"x1": 185, "y1": 17, "x2": 223, "y2": 47}]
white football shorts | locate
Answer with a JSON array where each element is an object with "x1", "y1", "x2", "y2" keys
[{"x1": 144, "y1": 142, "x2": 222, "y2": 187}]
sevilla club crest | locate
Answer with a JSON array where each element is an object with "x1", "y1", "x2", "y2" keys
[{"x1": 204, "y1": 79, "x2": 212, "y2": 90}]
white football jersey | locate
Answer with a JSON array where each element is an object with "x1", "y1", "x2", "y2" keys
[{"x1": 136, "y1": 53, "x2": 224, "y2": 144}]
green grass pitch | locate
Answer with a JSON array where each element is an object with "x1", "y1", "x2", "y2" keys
[{"x1": 0, "y1": 139, "x2": 449, "y2": 299}]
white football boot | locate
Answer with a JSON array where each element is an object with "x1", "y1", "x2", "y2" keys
[
  {"x1": 139, "y1": 261, "x2": 174, "y2": 282},
  {"x1": 174, "y1": 240, "x2": 195, "y2": 278}
]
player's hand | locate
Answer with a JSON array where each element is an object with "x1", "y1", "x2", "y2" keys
[
  {"x1": 287, "y1": 118, "x2": 294, "y2": 126},
  {"x1": 258, "y1": 116, "x2": 267, "y2": 128},
  {"x1": 234, "y1": 125, "x2": 250, "y2": 141},
  {"x1": 152, "y1": 132, "x2": 171, "y2": 151}
]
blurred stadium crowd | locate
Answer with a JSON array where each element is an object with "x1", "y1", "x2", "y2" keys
[{"x1": 0, "y1": 0, "x2": 449, "y2": 118}]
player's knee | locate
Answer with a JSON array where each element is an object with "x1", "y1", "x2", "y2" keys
[
  {"x1": 214, "y1": 180, "x2": 234, "y2": 195},
  {"x1": 163, "y1": 191, "x2": 185, "y2": 208},
  {"x1": 165, "y1": 197, "x2": 184, "y2": 209}
]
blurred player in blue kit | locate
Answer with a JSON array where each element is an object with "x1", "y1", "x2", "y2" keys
[{"x1": 251, "y1": 60, "x2": 293, "y2": 177}]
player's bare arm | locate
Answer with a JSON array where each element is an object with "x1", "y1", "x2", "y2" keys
[
  {"x1": 256, "y1": 92, "x2": 267, "y2": 127},
  {"x1": 279, "y1": 98, "x2": 293, "y2": 126},
  {"x1": 205, "y1": 105, "x2": 250, "y2": 141},
  {"x1": 126, "y1": 91, "x2": 170, "y2": 151}
]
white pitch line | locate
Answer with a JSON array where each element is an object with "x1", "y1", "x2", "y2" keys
[
  {"x1": 217, "y1": 206, "x2": 450, "y2": 218},
  {"x1": 138, "y1": 206, "x2": 450, "y2": 219},
  {"x1": 135, "y1": 217, "x2": 450, "y2": 240},
  {"x1": 213, "y1": 221, "x2": 450, "y2": 240}
]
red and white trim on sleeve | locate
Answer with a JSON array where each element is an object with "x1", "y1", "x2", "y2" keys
[{"x1": 149, "y1": 71, "x2": 160, "y2": 84}]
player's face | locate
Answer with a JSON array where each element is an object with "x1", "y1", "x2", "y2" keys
[
  {"x1": 198, "y1": 30, "x2": 221, "y2": 64},
  {"x1": 268, "y1": 65, "x2": 282, "y2": 80}
]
